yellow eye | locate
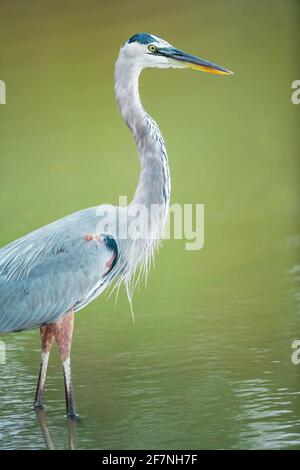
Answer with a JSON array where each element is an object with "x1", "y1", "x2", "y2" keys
[{"x1": 148, "y1": 45, "x2": 157, "y2": 52}]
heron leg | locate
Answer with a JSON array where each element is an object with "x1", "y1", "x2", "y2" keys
[
  {"x1": 52, "y1": 309, "x2": 77, "y2": 418},
  {"x1": 34, "y1": 324, "x2": 55, "y2": 409}
]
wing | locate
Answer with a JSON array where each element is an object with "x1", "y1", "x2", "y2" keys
[{"x1": 0, "y1": 207, "x2": 118, "y2": 333}]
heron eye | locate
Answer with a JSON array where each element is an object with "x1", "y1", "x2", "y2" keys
[{"x1": 148, "y1": 45, "x2": 157, "y2": 52}]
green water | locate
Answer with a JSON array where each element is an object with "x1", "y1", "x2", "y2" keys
[{"x1": 0, "y1": 0, "x2": 299, "y2": 449}]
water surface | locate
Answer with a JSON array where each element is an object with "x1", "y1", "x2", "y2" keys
[{"x1": 0, "y1": 0, "x2": 299, "y2": 450}]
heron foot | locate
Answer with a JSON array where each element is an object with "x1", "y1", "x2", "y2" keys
[
  {"x1": 34, "y1": 401, "x2": 45, "y2": 410},
  {"x1": 65, "y1": 411, "x2": 79, "y2": 420}
]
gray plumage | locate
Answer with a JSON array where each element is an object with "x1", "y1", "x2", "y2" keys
[
  {"x1": 0, "y1": 34, "x2": 172, "y2": 334},
  {"x1": 0, "y1": 208, "x2": 116, "y2": 332},
  {"x1": 0, "y1": 32, "x2": 232, "y2": 335}
]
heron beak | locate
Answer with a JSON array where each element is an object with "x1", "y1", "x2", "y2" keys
[{"x1": 159, "y1": 47, "x2": 234, "y2": 75}]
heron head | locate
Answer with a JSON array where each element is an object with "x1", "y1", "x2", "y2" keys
[{"x1": 121, "y1": 33, "x2": 233, "y2": 75}]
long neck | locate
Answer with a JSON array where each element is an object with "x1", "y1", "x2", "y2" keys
[{"x1": 114, "y1": 57, "x2": 171, "y2": 219}]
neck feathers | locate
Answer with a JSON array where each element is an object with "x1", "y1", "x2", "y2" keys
[
  {"x1": 114, "y1": 56, "x2": 171, "y2": 215},
  {"x1": 113, "y1": 54, "x2": 171, "y2": 298}
]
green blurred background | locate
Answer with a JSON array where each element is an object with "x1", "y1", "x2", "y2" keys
[{"x1": 0, "y1": 0, "x2": 299, "y2": 449}]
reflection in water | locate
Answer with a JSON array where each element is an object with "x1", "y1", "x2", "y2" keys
[
  {"x1": 35, "y1": 409, "x2": 55, "y2": 450},
  {"x1": 67, "y1": 416, "x2": 77, "y2": 450},
  {"x1": 35, "y1": 408, "x2": 77, "y2": 450}
]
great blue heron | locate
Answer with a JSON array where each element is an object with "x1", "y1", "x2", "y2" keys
[{"x1": 0, "y1": 33, "x2": 233, "y2": 417}]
